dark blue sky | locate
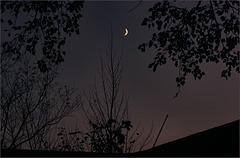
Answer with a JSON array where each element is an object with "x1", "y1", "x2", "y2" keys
[{"x1": 55, "y1": 1, "x2": 238, "y2": 149}]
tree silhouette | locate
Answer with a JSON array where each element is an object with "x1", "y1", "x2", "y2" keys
[
  {"x1": 1, "y1": 49, "x2": 82, "y2": 150},
  {"x1": 138, "y1": 1, "x2": 239, "y2": 97},
  {"x1": 81, "y1": 31, "x2": 153, "y2": 154},
  {"x1": 1, "y1": 1, "x2": 84, "y2": 72}
]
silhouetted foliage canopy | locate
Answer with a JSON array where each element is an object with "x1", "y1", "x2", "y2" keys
[
  {"x1": 1, "y1": 1, "x2": 84, "y2": 72},
  {"x1": 138, "y1": 0, "x2": 239, "y2": 97}
]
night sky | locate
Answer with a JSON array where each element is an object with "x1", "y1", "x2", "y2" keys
[
  {"x1": 54, "y1": 1, "x2": 239, "y2": 149},
  {"x1": 2, "y1": 1, "x2": 238, "y2": 151}
]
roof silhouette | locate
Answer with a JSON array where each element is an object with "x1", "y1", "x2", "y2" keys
[{"x1": 133, "y1": 119, "x2": 239, "y2": 157}]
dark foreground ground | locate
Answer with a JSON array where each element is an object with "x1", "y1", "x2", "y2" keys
[{"x1": 1, "y1": 120, "x2": 239, "y2": 157}]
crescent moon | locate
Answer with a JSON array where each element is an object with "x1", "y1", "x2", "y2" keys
[{"x1": 124, "y1": 28, "x2": 128, "y2": 36}]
